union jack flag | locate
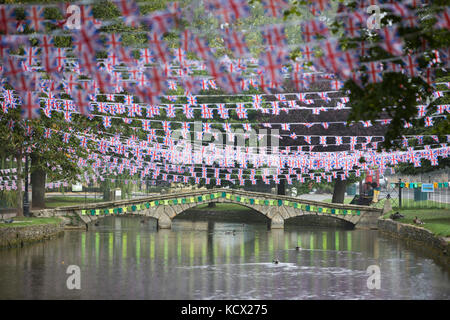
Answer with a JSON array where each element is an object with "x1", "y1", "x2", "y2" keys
[
  {"x1": 182, "y1": 77, "x2": 202, "y2": 95},
  {"x1": 141, "y1": 120, "x2": 151, "y2": 132},
  {"x1": 280, "y1": 123, "x2": 290, "y2": 131},
  {"x1": 310, "y1": 0, "x2": 331, "y2": 14},
  {"x1": 181, "y1": 104, "x2": 193, "y2": 119},
  {"x1": 436, "y1": 7, "x2": 450, "y2": 30},
  {"x1": 201, "y1": 104, "x2": 213, "y2": 119},
  {"x1": 300, "y1": 45, "x2": 315, "y2": 62},
  {"x1": 433, "y1": 91, "x2": 443, "y2": 99},
  {"x1": 345, "y1": 14, "x2": 363, "y2": 38},
  {"x1": 62, "y1": 133, "x2": 71, "y2": 143},
  {"x1": 258, "y1": 49, "x2": 288, "y2": 86},
  {"x1": 44, "y1": 128, "x2": 52, "y2": 139},
  {"x1": 362, "y1": 120, "x2": 372, "y2": 127},
  {"x1": 416, "y1": 135, "x2": 423, "y2": 144},
  {"x1": 437, "y1": 105, "x2": 449, "y2": 114},
  {"x1": 330, "y1": 80, "x2": 344, "y2": 91},
  {"x1": 389, "y1": 3, "x2": 418, "y2": 28},
  {"x1": 113, "y1": 0, "x2": 140, "y2": 26},
  {"x1": 210, "y1": 0, "x2": 250, "y2": 23},
  {"x1": 316, "y1": 39, "x2": 342, "y2": 75},
  {"x1": 209, "y1": 80, "x2": 218, "y2": 90},
  {"x1": 379, "y1": 27, "x2": 404, "y2": 56},
  {"x1": 424, "y1": 116, "x2": 433, "y2": 127},
  {"x1": 0, "y1": 5, "x2": 17, "y2": 34},
  {"x1": 421, "y1": 67, "x2": 435, "y2": 86},
  {"x1": 189, "y1": 35, "x2": 214, "y2": 61},
  {"x1": 186, "y1": 95, "x2": 197, "y2": 106},
  {"x1": 180, "y1": 122, "x2": 190, "y2": 132},
  {"x1": 202, "y1": 123, "x2": 211, "y2": 133},
  {"x1": 26, "y1": 5, "x2": 45, "y2": 31},
  {"x1": 236, "y1": 103, "x2": 247, "y2": 119},
  {"x1": 222, "y1": 28, "x2": 249, "y2": 57},
  {"x1": 261, "y1": 0, "x2": 289, "y2": 17},
  {"x1": 103, "y1": 116, "x2": 111, "y2": 128},
  {"x1": 72, "y1": 23, "x2": 102, "y2": 58},
  {"x1": 217, "y1": 72, "x2": 242, "y2": 94},
  {"x1": 417, "y1": 105, "x2": 427, "y2": 117},
  {"x1": 261, "y1": 25, "x2": 287, "y2": 49},
  {"x1": 319, "y1": 92, "x2": 330, "y2": 102},
  {"x1": 147, "y1": 130, "x2": 157, "y2": 142},
  {"x1": 104, "y1": 34, "x2": 122, "y2": 54},
  {"x1": 403, "y1": 54, "x2": 420, "y2": 78},
  {"x1": 365, "y1": 61, "x2": 383, "y2": 83},
  {"x1": 165, "y1": 104, "x2": 176, "y2": 118},
  {"x1": 145, "y1": 32, "x2": 169, "y2": 64},
  {"x1": 172, "y1": 47, "x2": 186, "y2": 64},
  {"x1": 217, "y1": 104, "x2": 229, "y2": 119},
  {"x1": 3, "y1": 57, "x2": 23, "y2": 84},
  {"x1": 72, "y1": 89, "x2": 92, "y2": 115},
  {"x1": 23, "y1": 47, "x2": 39, "y2": 67},
  {"x1": 20, "y1": 91, "x2": 40, "y2": 119},
  {"x1": 162, "y1": 121, "x2": 171, "y2": 133},
  {"x1": 301, "y1": 19, "x2": 328, "y2": 42},
  {"x1": 243, "y1": 123, "x2": 252, "y2": 131}
]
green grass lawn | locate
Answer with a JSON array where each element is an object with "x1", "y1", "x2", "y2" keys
[
  {"x1": 0, "y1": 216, "x2": 62, "y2": 228},
  {"x1": 394, "y1": 199, "x2": 450, "y2": 209},
  {"x1": 192, "y1": 203, "x2": 254, "y2": 211},
  {"x1": 45, "y1": 196, "x2": 105, "y2": 208},
  {"x1": 322, "y1": 197, "x2": 449, "y2": 210},
  {"x1": 382, "y1": 209, "x2": 450, "y2": 237}
]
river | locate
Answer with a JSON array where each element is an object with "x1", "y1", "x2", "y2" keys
[{"x1": 0, "y1": 215, "x2": 449, "y2": 299}]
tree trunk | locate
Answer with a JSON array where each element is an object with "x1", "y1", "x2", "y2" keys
[
  {"x1": 31, "y1": 154, "x2": 46, "y2": 209},
  {"x1": 208, "y1": 202, "x2": 216, "y2": 208},
  {"x1": 15, "y1": 152, "x2": 23, "y2": 217},
  {"x1": 102, "y1": 181, "x2": 111, "y2": 201},
  {"x1": 332, "y1": 176, "x2": 347, "y2": 204},
  {"x1": 277, "y1": 179, "x2": 286, "y2": 196}
]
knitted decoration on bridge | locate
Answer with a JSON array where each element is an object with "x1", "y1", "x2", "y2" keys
[{"x1": 80, "y1": 193, "x2": 362, "y2": 216}]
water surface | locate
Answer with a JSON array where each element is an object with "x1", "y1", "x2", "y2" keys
[{"x1": 0, "y1": 216, "x2": 448, "y2": 299}]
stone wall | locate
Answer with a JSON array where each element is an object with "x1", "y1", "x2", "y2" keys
[
  {"x1": 378, "y1": 218, "x2": 449, "y2": 261},
  {"x1": 0, "y1": 222, "x2": 65, "y2": 249}
]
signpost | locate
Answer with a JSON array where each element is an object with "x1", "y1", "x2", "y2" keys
[{"x1": 421, "y1": 183, "x2": 435, "y2": 193}]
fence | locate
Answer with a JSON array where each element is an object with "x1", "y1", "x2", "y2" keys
[{"x1": 373, "y1": 172, "x2": 450, "y2": 210}]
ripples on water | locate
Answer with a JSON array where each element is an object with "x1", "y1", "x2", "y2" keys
[{"x1": 0, "y1": 216, "x2": 448, "y2": 299}]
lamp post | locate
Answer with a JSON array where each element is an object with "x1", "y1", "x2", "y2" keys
[{"x1": 23, "y1": 153, "x2": 30, "y2": 217}]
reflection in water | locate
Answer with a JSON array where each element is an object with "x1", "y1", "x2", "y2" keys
[{"x1": 0, "y1": 216, "x2": 449, "y2": 299}]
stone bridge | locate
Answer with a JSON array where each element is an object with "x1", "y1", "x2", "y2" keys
[{"x1": 38, "y1": 189, "x2": 383, "y2": 230}]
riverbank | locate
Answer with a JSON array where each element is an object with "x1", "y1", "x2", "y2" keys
[
  {"x1": 378, "y1": 209, "x2": 450, "y2": 266},
  {"x1": 382, "y1": 209, "x2": 450, "y2": 237},
  {"x1": 0, "y1": 217, "x2": 65, "y2": 249}
]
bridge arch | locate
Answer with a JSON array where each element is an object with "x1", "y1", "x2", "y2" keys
[
  {"x1": 173, "y1": 201, "x2": 271, "y2": 222},
  {"x1": 153, "y1": 196, "x2": 275, "y2": 228},
  {"x1": 285, "y1": 214, "x2": 356, "y2": 229}
]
